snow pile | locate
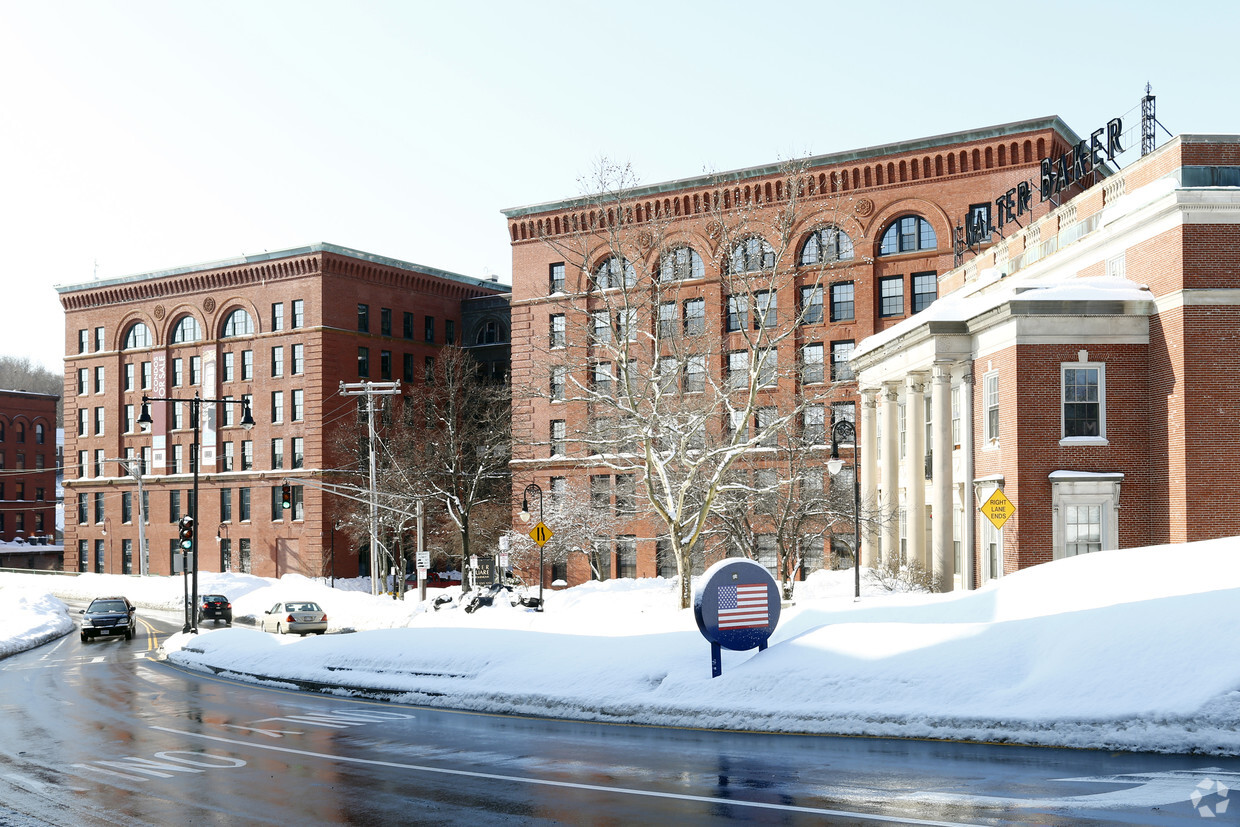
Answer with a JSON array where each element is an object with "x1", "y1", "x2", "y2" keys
[
  {"x1": 0, "y1": 582, "x2": 74, "y2": 656},
  {"x1": 4, "y1": 538, "x2": 1240, "y2": 754}
]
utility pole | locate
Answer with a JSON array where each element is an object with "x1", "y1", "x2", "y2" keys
[
  {"x1": 339, "y1": 381, "x2": 401, "y2": 595},
  {"x1": 104, "y1": 456, "x2": 147, "y2": 575}
]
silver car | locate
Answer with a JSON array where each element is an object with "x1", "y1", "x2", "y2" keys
[{"x1": 260, "y1": 601, "x2": 328, "y2": 635}]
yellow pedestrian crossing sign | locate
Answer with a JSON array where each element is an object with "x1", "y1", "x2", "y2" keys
[
  {"x1": 530, "y1": 522, "x2": 553, "y2": 547},
  {"x1": 981, "y1": 488, "x2": 1015, "y2": 530}
]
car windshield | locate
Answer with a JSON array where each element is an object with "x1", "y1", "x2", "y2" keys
[
  {"x1": 288, "y1": 602, "x2": 321, "y2": 613},
  {"x1": 90, "y1": 601, "x2": 126, "y2": 613}
]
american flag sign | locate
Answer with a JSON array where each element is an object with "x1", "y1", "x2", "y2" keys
[{"x1": 717, "y1": 583, "x2": 770, "y2": 629}]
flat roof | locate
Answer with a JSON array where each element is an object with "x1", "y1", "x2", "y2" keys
[
  {"x1": 502, "y1": 116, "x2": 1081, "y2": 218},
  {"x1": 55, "y1": 242, "x2": 510, "y2": 295}
]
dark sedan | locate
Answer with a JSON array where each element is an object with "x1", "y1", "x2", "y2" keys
[
  {"x1": 80, "y1": 596, "x2": 137, "y2": 643},
  {"x1": 197, "y1": 594, "x2": 233, "y2": 625}
]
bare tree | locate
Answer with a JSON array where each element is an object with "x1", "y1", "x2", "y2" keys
[
  {"x1": 504, "y1": 484, "x2": 618, "y2": 582},
  {"x1": 0, "y1": 356, "x2": 62, "y2": 420},
  {"x1": 522, "y1": 158, "x2": 862, "y2": 608}
]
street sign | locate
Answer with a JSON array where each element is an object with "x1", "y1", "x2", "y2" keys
[
  {"x1": 529, "y1": 521, "x2": 553, "y2": 547},
  {"x1": 415, "y1": 550, "x2": 430, "y2": 569},
  {"x1": 981, "y1": 488, "x2": 1015, "y2": 530}
]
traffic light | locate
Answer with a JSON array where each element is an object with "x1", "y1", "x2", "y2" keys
[
  {"x1": 178, "y1": 516, "x2": 194, "y2": 550},
  {"x1": 281, "y1": 484, "x2": 292, "y2": 510}
]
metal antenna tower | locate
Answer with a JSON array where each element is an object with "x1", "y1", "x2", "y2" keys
[{"x1": 1142, "y1": 83, "x2": 1156, "y2": 156}]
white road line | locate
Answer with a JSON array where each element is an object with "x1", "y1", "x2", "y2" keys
[{"x1": 151, "y1": 725, "x2": 976, "y2": 825}]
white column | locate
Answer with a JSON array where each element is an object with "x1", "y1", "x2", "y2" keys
[
  {"x1": 960, "y1": 368, "x2": 975, "y2": 590},
  {"x1": 860, "y1": 389, "x2": 879, "y2": 568},
  {"x1": 905, "y1": 375, "x2": 927, "y2": 572},
  {"x1": 880, "y1": 383, "x2": 900, "y2": 565},
  {"x1": 931, "y1": 363, "x2": 955, "y2": 592}
]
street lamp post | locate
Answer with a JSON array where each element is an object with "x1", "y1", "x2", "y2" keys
[
  {"x1": 827, "y1": 419, "x2": 862, "y2": 600},
  {"x1": 517, "y1": 482, "x2": 544, "y2": 612},
  {"x1": 138, "y1": 393, "x2": 254, "y2": 633}
]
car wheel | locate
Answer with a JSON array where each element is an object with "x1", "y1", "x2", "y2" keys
[
  {"x1": 80, "y1": 632, "x2": 88, "y2": 643},
  {"x1": 125, "y1": 626, "x2": 135, "y2": 641},
  {"x1": 276, "y1": 623, "x2": 283, "y2": 635},
  {"x1": 315, "y1": 630, "x2": 326, "y2": 636}
]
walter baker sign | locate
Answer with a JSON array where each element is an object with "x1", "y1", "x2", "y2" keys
[{"x1": 693, "y1": 559, "x2": 781, "y2": 678}]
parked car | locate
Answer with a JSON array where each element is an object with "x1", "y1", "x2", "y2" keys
[
  {"x1": 260, "y1": 601, "x2": 327, "y2": 636},
  {"x1": 198, "y1": 594, "x2": 233, "y2": 625},
  {"x1": 80, "y1": 596, "x2": 137, "y2": 643}
]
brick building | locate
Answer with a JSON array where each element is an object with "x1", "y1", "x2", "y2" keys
[
  {"x1": 0, "y1": 389, "x2": 59, "y2": 569},
  {"x1": 58, "y1": 243, "x2": 509, "y2": 578},
  {"x1": 502, "y1": 117, "x2": 1091, "y2": 588},
  {"x1": 851, "y1": 132, "x2": 1240, "y2": 588}
]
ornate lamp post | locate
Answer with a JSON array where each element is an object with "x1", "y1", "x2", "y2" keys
[
  {"x1": 138, "y1": 393, "x2": 254, "y2": 633},
  {"x1": 517, "y1": 482, "x2": 544, "y2": 612},
  {"x1": 827, "y1": 419, "x2": 862, "y2": 600}
]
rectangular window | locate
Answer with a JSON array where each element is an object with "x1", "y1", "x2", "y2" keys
[
  {"x1": 272, "y1": 485, "x2": 285, "y2": 521},
  {"x1": 832, "y1": 401, "x2": 856, "y2": 428},
  {"x1": 292, "y1": 437, "x2": 304, "y2": 469},
  {"x1": 292, "y1": 344, "x2": 305, "y2": 375},
  {"x1": 800, "y1": 285, "x2": 823, "y2": 324},
  {"x1": 292, "y1": 389, "x2": 304, "y2": 421},
  {"x1": 683, "y1": 298, "x2": 706, "y2": 336},
  {"x1": 803, "y1": 404, "x2": 825, "y2": 445},
  {"x1": 424, "y1": 316, "x2": 435, "y2": 343},
  {"x1": 912, "y1": 271, "x2": 938, "y2": 313},
  {"x1": 831, "y1": 340, "x2": 854, "y2": 382},
  {"x1": 550, "y1": 365, "x2": 566, "y2": 401},
  {"x1": 550, "y1": 314, "x2": 566, "y2": 348},
  {"x1": 590, "y1": 474, "x2": 611, "y2": 513},
  {"x1": 830, "y1": 282, "x2": 855, "y2": 322},
  {"x1": 222, "y1": 396, "x2": 236, "y2": 427},
  {"x1": 78, "y1": 408, "x2": 88, "y2": 437},
  {"x1": 756, "y1": 534, "x2": 777, "y2": 576},
  {"x1": 241, "y1": 349, "x2": 253, "y2": 380},
  {"x1": 403, "y1": 311, "x2": 414, "y2": 339},
  {"x1": 220, "y1": 488, "x2": 232, "y2": 522},
  {"x1": 756, "y1": 406, "x2": 778, "y2": 448},
  {"x1": 444, "y1": 320, "x2": 454, "y2": 345},
  {"x1": 142, "y1": 361, "x2": 152, "y2": 390},
  {"x1": 220, "y1": 538, "x2": 232, "y2": 572},
  {"x1": 94, "y1": 366, "x2": 104, "y2": 394},
  {"x1": 591, "y1": 310, "x2": 611, "y2": 344},
  {"x1": 292, "y1": 299, "x2": 305, "y2": 328},
  {"x1": 591, "y1": 361, "x2": 613, "y2": 396},
  {"x1": 549, "y1": 262, "x2": 565, "y2": 293},
  {"x1": 1062, "y1": 363, "x2": 1104, "y2": 439},
  {"x1": 758, "y1": 349, "x2": 777, "y2": 388},
  {"x1": 1065, "y1": 504, "x2": 1103, "y2": 555},
  {"x1": 77, "y1": 493, "x2": 88, "y2": 525},
  {"x1": 403, "y1": 353, "x2": 414, "y2": 383},
  {"x1": 616, "y1": 309, "x2": 636, "y2": 343},
  {"x1": 271, "y1": 346, "x2": 284, "y2": 378},
  {"x1": 985, "y1": 372, "x2": 1000, "y2": 443},
  {"x1": 170, "y1": 490, "x2": 181, "y2": 522},
  {"x1": 357, "y1": 304, "x2": 370, "y2": 333},
  {"x1": 615, "y1": 474, "x2": 635, "y2": 515},
  {"x1": 754, "y1": 290, "x2": 776, "y2": 328},
  {"x1": 381, "y1": 307, "x2": 392, "y2": 337},
  {"x1": 358, "y1": 346, "x2": 370, "y2": 377},
  {"x1": 122, "y1": 491, "x2": 132, "y2": 523},
  {"x1": 239, "y1": 488, "x2": 251, "y2": 522},
  {"x1": 271, "y1": 391, "x2": 284, "y2": 424},
  {"x1": 124, "y1": 364, "x2": 134, "y2": 392},
  {"x1": 78, "y1": 329, "x2": 88, "y2": 354},
  {"x1": 801, "y1": 343, "x2": 824, "y2": 385},
  {"x1": 94, "y1": 327, "x2": 104, "y2": 352},
  {"x1": 550, "y1": 420, "x2": 566, "y2": 455},
  {"x1": 172, "y1": 357, "x2": 183, "y2": 387},
  {"x1": 78, "y1": 368, "x2": 87, "y2": 395},
  {"x1": 223, "y1": 352, "x2": 235, "y2": 382},
  {"x1": 241, "y1": 440, "x2": 253, "y2": 471},
  {"x1": 951, "y1": 386, "x2": 961, "y2": 449},
  {"x1": 880, "y1": 276, "x2": 904, "y2": 317},
  {"x1": 616, "y1": 536, "x2": 637, "y2": 578},
  {"x1": 684, "y1": 355, "x2": 706, "y2": 393},
  {"x1": 190, "y1": 355, "x2": 201, "y2": 384},
  {"x1": 222, "y1": 441, "x2": 235, "y2": 472},
  {"x1": 272, "y1": 302, "x2": 284, "y2": 331},
  {"x1": 726, "y1": 294, "x2": 749, "y2": 332},
  {"x1": 966, "y1": 203, "x2": 992, "y2": 245},
  {"x1": 659, "y1": 302, "x2": 677, "y2": 338},
  {"x1": 727, "y1": 351, "x2": 749, "y2": 390},
  {"x1": 94, "y1": 539, "x2": 105, "y2": 573},
  {"x1": 381, "y1": 350, "x2": 392, "y2": 380}
]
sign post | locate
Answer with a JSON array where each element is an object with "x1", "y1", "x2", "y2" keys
[{"x1": 693, "y1": 559, "x2": 781, "y2": 678}]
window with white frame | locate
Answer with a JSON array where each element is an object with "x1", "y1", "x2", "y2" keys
[
  {"x1": 1051, "y1": 472, "x2": 1121, "y2": 560},
  {"x1": 801, "y1": 343, "x2": 824, "y2": 384},
  {"x1": 658, "y1": 302, "x2": 677, "y2": 338},
  {"x1": 951, "y1": 386, "x2": 961, "y2": 449},
  {"x1": 758, "y1": 349, "x2": 777, "y2": 388},
  {"x1": 1062, "y1": 360, "x2": 1105, "y2": 441},
  {"x1": 727, "y1": 351, "x2": 749, "y2": 390},
  {"x1": 550, "y1": 366, "x2": 566, "y2": 401},
  {"x1": 684, "y1": 356, "x2": 706, "y2": 394},
  {"x1": 984, "y1": 372, "x2": 1000, "y2": 444}
]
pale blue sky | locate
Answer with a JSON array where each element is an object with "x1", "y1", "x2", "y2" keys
[{"x1": 1, "y1": 0, "x2": 1235, "y2": 371}]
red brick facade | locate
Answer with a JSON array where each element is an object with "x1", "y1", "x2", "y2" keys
[
  {"x1": 0, "y1": 390, "x2": 59, "y2": 567},
  {"x1": 59, "y1": 244, "x2": 508, "y2": 578}
]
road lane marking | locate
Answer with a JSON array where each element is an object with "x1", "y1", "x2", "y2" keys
[{"x1": 151, "y1": 725, "x2": 975, "y2": 825}]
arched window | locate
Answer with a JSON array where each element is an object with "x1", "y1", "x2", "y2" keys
[
  {"x1": 221, "y1": 309, "x2": 255, "y2": 338},
  {"x1": 879, "y1": 215, "x2": 937, "y2": 256},
  {"x1": 15, "y1": 422, "x2": 25, "y2": 444},
  {"x1": 35, "y1": 423, "x2": 45, "y2": 444},
  {"x1": 476, "y1": 320, "x2": 501, "y2": 344},
  {"x1": 659, "y1": 246, "x2": 704, "y2": 282},
  {"x1": 123, "y1": 322, "x2": 152, "y2": 350},
  {"x1": 0, "y1": 421, "x2": 6, "y2": 441},
  {"x1": 593, "y1": 256, "x2": 636, "y2": 290},
  {"x1": 730, "y1": 237, "x2": 775, "y2": 273},
  {"x1": 800, "y1": 227, "x2": 855, "y2": 265},
  {"x1": 172, "y1": 316, "x2": 201, "y2": 343}
]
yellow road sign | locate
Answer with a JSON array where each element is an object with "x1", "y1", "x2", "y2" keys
[
  {"x1": 980, "y1": 488, "x2": 1015, "y2": 530},
  {"x1": 530, "y1": 522, "x2": 553, "y2": 547}
]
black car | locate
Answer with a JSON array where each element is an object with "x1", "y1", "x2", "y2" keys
[
  {"x1": 80, "y1": 596, "x2": 137, "y2": 643},
  {"x1": 198, "y1": 594, "x2": 233, "y2": 625}
]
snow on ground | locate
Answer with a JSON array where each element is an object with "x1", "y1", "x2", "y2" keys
[{"x1": 4, "y1": 537, "x2": 1240, "y2": 755}]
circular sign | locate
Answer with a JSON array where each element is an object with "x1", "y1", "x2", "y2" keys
[{"x1": 693, "y1": 558, "x2": 780, "y2": 652}]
